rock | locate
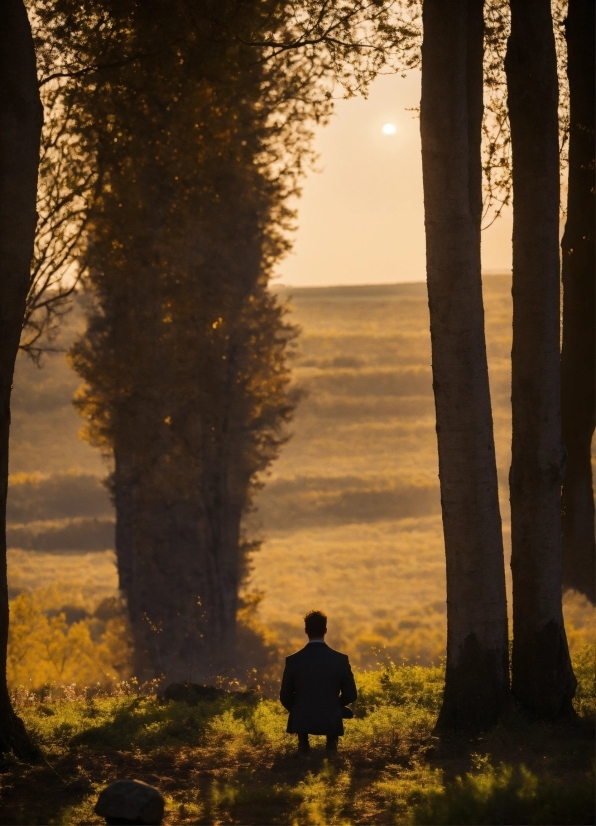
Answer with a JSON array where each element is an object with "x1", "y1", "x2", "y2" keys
[{"x1": 94, "y1": 779, "x2": 164, "y2": 825}]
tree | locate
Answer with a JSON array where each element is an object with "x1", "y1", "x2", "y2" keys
[
  {"x1": 60, "y1": 0, "x2": 336, "y2": 682},
  {"x1": 560, "y1": 0, "x2": 595, "y2": 604},
  {"x1": 0, "y1": 0, "x2": 43, "y2": 757},
  {"x1": 39, "y1": 0, "x2": 420, "y2": 682},
  {"x1": 420, "y1": 0, "x2": 509, "y2": 731},
  {"x1": 67, "y1": 7, "x2": 301, "y2": 681},
  {"x1": 506, "y1": 0, "x2": 576, "y2": 718},
  {"x1": 477, "y1": 1, "x2": 593, "y2": 609},
  {"x1": 20, "y1": 72, "x2": 97, "y2": 361}
]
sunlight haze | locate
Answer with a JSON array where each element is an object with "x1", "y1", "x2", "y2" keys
[{"x1": 278, "y1": 71, "x2": 514, "y2": 287}]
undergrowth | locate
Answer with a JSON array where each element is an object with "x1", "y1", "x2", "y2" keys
[{"x1": 0, "y1": 649, "x2": 594, "y2": 825}]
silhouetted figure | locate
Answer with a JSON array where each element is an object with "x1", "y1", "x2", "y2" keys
[{"x1": 280, "y1": 610, "x2": 357, "y2": 752}]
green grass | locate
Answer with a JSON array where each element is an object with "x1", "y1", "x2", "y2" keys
[{"x1": 1, "y1": 652, "x2": 593, "y2": 825}]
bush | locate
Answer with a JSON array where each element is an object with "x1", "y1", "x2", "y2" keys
[
  {"x1": 413, "y1": 758, "x2": 595, "y2": 825},
  {"x1": 572, "y1": 645, "x2": 596, "y2": 720},
  {"x1": 7, "y1": 586, "x2": 132, "y2": 690}
]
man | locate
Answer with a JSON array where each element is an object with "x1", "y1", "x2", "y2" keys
[{"x1": 280, "y1": 610, "x2": 357, "y2": 753}]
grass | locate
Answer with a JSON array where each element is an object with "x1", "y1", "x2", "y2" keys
[
  {"x1": 1, "y1": 652, "x2": 593, "y2": 825},
  {"x1": 4, "y1": 278, "x2": 595, "y2": 823}
]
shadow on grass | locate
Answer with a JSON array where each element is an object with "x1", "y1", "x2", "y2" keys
[
  {"x1": 68, "y1": 693, "x2": 260, "y2": 751},
  {"x1": 413, "y1": 760, "x2": 595, "y2": 825},
  {"x1": 413, "y1": 712, "x2": 596, "y2": 826},
  {"x1": 2, "y1": 655, "x2": 593, "y2": 825}
]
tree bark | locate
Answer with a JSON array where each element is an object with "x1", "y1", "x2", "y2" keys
[
  {"x1": 0, "y1": 0, "x2": 43, "y2": 758},
  {"x1": 560, "y1": 0, "x2": 595, "y2": 604},
  {"x1": 421, "y1": 0, "x2": 509, "y2": 731},
  {"x1": 112, "y1": 449, "x2": 137, "y2": 601},
  {"x1": 106, "y1": 292, "x2": 259, "y2": 684},
  {"x1": 506, "y1": 0, "x2": 577, "y2": 719},
  {"x1": 118, "y1": 447, "x2": 245, "y2": 684}
]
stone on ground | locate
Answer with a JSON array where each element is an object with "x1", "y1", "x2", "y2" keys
[{"x1": 94, "y1": 779, "x2": 164, "y2": 825}]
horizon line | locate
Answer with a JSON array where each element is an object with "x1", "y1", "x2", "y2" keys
[{"x1": 274, "y1": 270, "x2": 512, "y2": 290}]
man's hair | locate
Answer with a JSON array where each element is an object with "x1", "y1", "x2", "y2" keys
[{"x1": 304, "y1": 610, "x2": 327, "y2": 637}]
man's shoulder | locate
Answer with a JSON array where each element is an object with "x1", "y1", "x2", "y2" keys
[
  {"x1": 287, "y1": 644, "x2": 349, "y2": 661},
  {"x1": 286, "y1": 646, "x2": 307, "y2": 662},
  {"x1": 326, "y1": 646, "x2": 351, "y2": 664},
  {"x1": 318, "y1": 644, "x2": 347, "y2": 657}
]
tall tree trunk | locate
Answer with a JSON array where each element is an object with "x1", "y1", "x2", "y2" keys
[
  {"x1": 111, "y1": 353, "x2": 247, "y2": 684},
  {"x1": 0, "y1": 0, "x2": 43, "y2": 758},
  {"x1": 560, "y1": 0, "x2": 595, "y2": 604},
  {"x1": 421, "y1": 0, "x2": 509, "y2": 731},
  {"x1": 506, "y1": 0, "x2": 577, "y2": 718},
  {"x1": 124, "y1": 482, "x2": 242, "y2": 684}
]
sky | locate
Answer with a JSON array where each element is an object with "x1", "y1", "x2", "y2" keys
[{"x1": 277, "y1": 70, "x2": 513, "y2": 288}]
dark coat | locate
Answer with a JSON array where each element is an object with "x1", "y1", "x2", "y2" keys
[{"x1": 279, "y1": 642, "x2": 357, "y2": 736}]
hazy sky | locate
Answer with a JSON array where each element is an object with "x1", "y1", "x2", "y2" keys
[{"x1": 278, "y1": 70, "x2": 513, "y2": 287}]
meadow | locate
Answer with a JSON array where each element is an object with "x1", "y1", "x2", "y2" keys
[
  {"x1": 6, "y1": 275, "x2": 594, "y2": 686},
  {"x1": 3, "y1": 276, "x2": 594, "y2": 825},
  {"x1": 0, "y1": 651, "x2": 593, "y2": 825}
]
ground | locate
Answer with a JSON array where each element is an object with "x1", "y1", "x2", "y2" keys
[
  {"x1": 1, "y1": 653, "x2": 593, "y2": 825},
  {"x1": 3, "y1": 277, "x2": 594, "y2": 823}
]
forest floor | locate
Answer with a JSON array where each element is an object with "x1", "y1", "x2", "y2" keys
[{"x1": 1, "y1": 651, "x2": 594, "y2": 826}]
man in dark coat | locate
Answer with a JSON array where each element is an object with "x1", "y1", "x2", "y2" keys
[{"x1": 280, "y1": 610, "x2": 357, "y2": 752}]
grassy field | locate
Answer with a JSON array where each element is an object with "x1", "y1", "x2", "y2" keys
[
  {"x1": 3, "y1": 277, "x2": 595, "y2": 825},
  {"x1": 0, "y1": 652, "x2": 594, "y2": 825},
  {"x1": 6, "y1": 276, "x2": 595, "y2": 683}
]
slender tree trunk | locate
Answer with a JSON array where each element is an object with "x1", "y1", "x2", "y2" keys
[
  {"x1": 506, "y1": 0, "x2": 577, "y2": 718},
  {"x1": 0, "y1": 0, "x2": 43, "y2": 758},
  {"x1": 421, "y1": 0, "x2": 509, "y2": 731},
  {"x1": 560, "y1": 0, "x2": 595, "y2": 604}
]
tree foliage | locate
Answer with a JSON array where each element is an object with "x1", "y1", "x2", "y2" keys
[
  {"x1": 23, "y1": 0, "x2": 423, "y2": 358},
  {"x1": 27, "y1": 0, "x2": 422, "y2": 680},
  {"x1": 481, "y1": 0, "x2": 570, "y2": 227},
  {"x1": 8, "y1": 590, "x2": 132, "y2": 689},
  {"x1": 22, "y1": 80, "x2": 97, "y2": 360}
]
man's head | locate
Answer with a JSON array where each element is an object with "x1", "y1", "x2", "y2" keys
[{"x1": 304, "y1": 610, "x2": 327, "y2": 639}]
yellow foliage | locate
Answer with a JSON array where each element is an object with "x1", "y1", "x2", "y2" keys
[
  {"x1": 7, "y1": 586, "x2": 132, "y2": 691},
  {"x1": 562, "y1": 590, "x2": 596, "y2": 652}
]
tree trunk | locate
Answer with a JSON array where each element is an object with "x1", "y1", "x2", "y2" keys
[
  {"x1": 112, "y1": 449, "x2": 137, "y2": 600},
  {"x1": 0, "y1": 0, "x2": 43, "y2": 758},
  {"x1": 123, "y1": 483, "x2": 242, "y2": 685},
  {"x1": 506, "y1": 0, "x2": 577, "y2": 719},
  {"x1": 421, "y1": 0, "x2": 509, "y2": 731},
  {"x1": 111, "y1": 375, "x2": 246, "y2": 684},
  {"x1": 560, "y1": 0, "x2": 595, "y2": 604}
]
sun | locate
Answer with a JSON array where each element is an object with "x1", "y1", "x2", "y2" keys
[{"x1": 382, "y1": 123, "x2": 397, "y2": 135}]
